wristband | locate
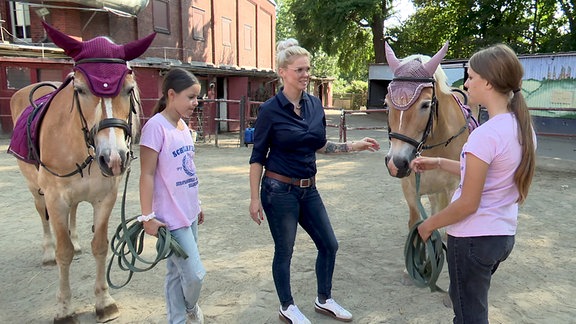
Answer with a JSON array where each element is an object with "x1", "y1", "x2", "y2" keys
[{"x1": 137, "y1": 212, "x2": 156, "y2": 222}]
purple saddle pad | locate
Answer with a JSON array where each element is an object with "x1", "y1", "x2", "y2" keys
[{"x1": 7, "y1": 78, "x2": 71, "y2": 164}]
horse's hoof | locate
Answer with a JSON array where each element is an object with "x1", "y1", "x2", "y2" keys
[
  {"x1": 96, "y1": 303, "x2": 120, "y2": 323},
  {"x1": 53, "y1": 314, "x2": 79, "y2": 324},
  {"x1": 42, "y1": 259, "x2": 57, "y2": 266}
]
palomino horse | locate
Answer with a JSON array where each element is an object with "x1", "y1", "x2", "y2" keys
[
  {"x1": 384, "y1": 42, "x2": 478, "y2": 230},
  {"x1": 8, "y1": 22, "x2": 154, "y2": 323}
]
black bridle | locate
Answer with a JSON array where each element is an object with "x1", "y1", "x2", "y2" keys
[
  {"x1": 387, "y1": 77, "x2": 471, "y2": 156},
  {"x1": 27, "y1": 59, "x2": 137, "y2": 178}
]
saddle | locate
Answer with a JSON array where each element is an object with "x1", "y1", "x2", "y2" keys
[{"x1": 7, "y1": 76, "x2": 73, "y2": 165}]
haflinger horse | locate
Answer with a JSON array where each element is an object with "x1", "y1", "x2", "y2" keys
[
  {"x1": 383, "y1": 41, "x2": 479, "y2": 232},
  {"x1": 8, "y1": 22, "x2": 155, "y2": 323}
]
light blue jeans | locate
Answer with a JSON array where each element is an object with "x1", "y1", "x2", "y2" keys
[{"x1": 166, "y1": 222, "x2": 206, "y2": 324}]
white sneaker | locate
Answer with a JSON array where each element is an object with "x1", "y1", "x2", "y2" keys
[
  {"x1": 186, "y1": 304, "x2": 204, "y2": 324},
  {"x1": 279, "y1": 304, "x2": 311, "y2": 324},
  {"x1": 314, "y1": 297, "x2": 353, "y2": 322}
]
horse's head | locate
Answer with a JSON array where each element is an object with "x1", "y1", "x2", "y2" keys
[
  {"x1": 383, "y1": 42, "x2": 450, "y2": 178},
  {"x1": 43, "y1": 22, "x2": 155, "y2": 177}
]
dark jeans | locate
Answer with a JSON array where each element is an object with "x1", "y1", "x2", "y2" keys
[
  {"x1": 447, "y1": 235, "x2": 515, "y2": 324},
  {"x1": 261, "y1": 176, "x2": 338, "y2": 307}
]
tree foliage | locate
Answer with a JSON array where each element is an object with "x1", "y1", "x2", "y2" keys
[
  {"x1": 282, "y1": 0, "x2": 394, "y2": 80},
  {"x1": 388, "y1": 0, "x2": 575, "y2": 58},
  {"x1": 276, "y1": 0, "x2": 575, "y2": 81}
]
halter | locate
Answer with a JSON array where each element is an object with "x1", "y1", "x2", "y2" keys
[
  {"x1": 27, "y1": 69, "x2": 137, "y2": 178},
  {"x1": 387, "y1": 77, "x2": 437, "y2": 155},
  {"x1": 387, "y1": 77, "x2": 472, "y2": 156}
]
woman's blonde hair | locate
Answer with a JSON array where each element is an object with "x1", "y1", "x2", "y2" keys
[
  {"x1": 469, "y1": 44, "x2": 536, "y2": 204},
  {"x1": 276, "y1": 38, "x2": 310, "y2": 71}
]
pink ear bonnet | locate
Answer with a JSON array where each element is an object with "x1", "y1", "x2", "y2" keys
[
  {"x1": 42, "y1": 21, "x2": 156, "y2": 97},
  {"x1": 385, "y1": 42, "x2": 448, "y2": 110}
]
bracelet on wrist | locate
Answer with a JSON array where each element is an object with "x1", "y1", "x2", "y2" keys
[{"x1": 137, "y1": 212, "x2": 156, "y2": 222}]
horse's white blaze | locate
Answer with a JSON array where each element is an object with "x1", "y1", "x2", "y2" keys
[
  {"x1": 103, "y1": 98, "x2": 118, "y2": 148},
  {"x1": 398, "y1": 110, "x2": 404, "y2": 131}
]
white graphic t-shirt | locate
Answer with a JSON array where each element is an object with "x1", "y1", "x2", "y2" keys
[{"x1": 140, "y1": 114, "x2": 200, "y2": 230}]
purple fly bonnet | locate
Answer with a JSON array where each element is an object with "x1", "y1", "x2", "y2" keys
[
  {"x1": 385, "y1": 42, "x2": 449, "y2": 110},
  {"x1": 42, "y1": 22, "x2": 156, "y2": 97}
]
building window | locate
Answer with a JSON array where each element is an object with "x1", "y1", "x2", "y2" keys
[
  {"x1": 193, "y1": 7, "x2": 205, "y2": 41},
  {"x1": 10, "y1": 2, "x2": 31, "y2": 42},
  {"x1": 38, "y1": 69, "x2": 62, "y2": 82},
  {"x1": 243, "y1": 25, "x2": 252, "y2": 50},
  {"x1": 6, "y1": 67, "x2": 31, "y2": 89},
  {"x1": 222, "y1": 17, "x2": 231, "y2": 46},
  {"x1": 153, "y1": 0, "x2": 169, "y2": 34}
]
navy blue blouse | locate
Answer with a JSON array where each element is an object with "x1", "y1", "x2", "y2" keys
[{"x1": 249, "y1": 89, "x2": 327, "y2": 179}]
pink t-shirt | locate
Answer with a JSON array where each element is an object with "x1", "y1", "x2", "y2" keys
[
  {"x1": 447, "y1": 112, "x2": 527, "y2": 237},
  {"x1": 140, "y1": 114, "x2": 201, "y2": 230}
]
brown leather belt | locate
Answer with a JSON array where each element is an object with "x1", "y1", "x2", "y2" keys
[{"x1": 264, "y1": 170, "x2": 315, "y2": 188}]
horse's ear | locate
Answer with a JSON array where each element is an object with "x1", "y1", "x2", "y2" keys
[
  {"x1": 123, "y1": 33, "x2": 156, "y2": 61},
  {"x1": 423, "y1": 41, "x2": 449, "y2": 76},
  {"x1": 42, "y1": 21, "x2": 83, "y2": 58},
  {"x1": 385, "y1": 42, "x2": 402, "y2": 73}
]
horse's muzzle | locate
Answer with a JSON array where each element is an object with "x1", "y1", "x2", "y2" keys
[
  {"x1": 96, "y1": 148, "x2": 129, "y2": 177},
  {"x1": 385, "y1": 155, "x2": 412, "y2": 178}
]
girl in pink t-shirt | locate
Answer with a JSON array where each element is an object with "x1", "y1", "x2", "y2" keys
[
  {"x1": 139, "y1": 68, "x2": 205, "y2": 324},
  {"x1": 410, "y1": 44, "x2": 536, "y2": 324}
]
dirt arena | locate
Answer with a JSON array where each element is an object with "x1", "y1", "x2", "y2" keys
[{"x1": 0, "y1": 111, "x2": 575, "y2": 323}]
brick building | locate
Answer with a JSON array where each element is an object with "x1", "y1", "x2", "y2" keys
[{"x1": 0, "y1": 0, "x2": 279, "y2": 135}]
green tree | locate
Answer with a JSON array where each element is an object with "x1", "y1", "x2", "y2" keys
[
  {"x1": 283, "y1": 0, "x2": 398, "y2": 80},
  {"x1": 276, "y1": 0, "x2": 295, "y2": 41},
  {"x1": 388, "y1": 0, "x2": 574, "y2": 58}
]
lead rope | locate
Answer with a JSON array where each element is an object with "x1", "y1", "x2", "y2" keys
[
  {"x1": 403, "y1": 172, "x2": 447, "y2": 292},
  {"x1": 106, "y1": 166, "x2": 188, "y2": 289}
]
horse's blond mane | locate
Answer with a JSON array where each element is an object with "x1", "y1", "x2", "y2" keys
[
  {"x1": 129, "y1": 67, "x2": 142, "y2": 139},
  {"x1": 401, "y1": 54, "x2": 452, "y2": 95}
]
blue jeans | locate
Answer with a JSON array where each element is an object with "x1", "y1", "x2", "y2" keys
[
  {"x1": 261, "y1": 176, "x2": 339, "y2": 308},
  {"x1": 165, "y1": 222, "x2": 206, "y2": 324},
  {"x1": 447, "y1": 235, "x2": 515, "y2": 324}
]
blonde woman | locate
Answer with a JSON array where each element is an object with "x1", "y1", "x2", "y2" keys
[{"x1": 248, "y1": 38, "x2": 379, "y2": 323}]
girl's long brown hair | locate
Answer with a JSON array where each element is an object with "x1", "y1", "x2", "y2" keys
[
  {"x1": 469, "y1": 44, "x2": 536, "y2": 204},
  {"x1": 153, "y1": 68, "x2": 199, "y2": 115}
]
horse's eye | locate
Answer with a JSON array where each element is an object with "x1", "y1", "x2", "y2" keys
[
  {"x1": 420, "y1": 101, "x2": 432, "y2": 110},
  {"x1": 74, "y1": 86, "x2": 85, "y2": 95},
  {"x1": 125, "y1": 86, "x2": 135, "y2": 96}
]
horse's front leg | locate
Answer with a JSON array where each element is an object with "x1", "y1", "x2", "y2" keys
[
  {"x1": 45, "y1": 196, "x2": 77, "y2": 323},
  {"x1": 69, "y1": 203, "x2": 82, "y2": 255},
  {"x1": 401, "y1": 177, "x2": 421, "y2": 229},
  {"x1": 92, "y1": 195, "x2": 119, "y2": 323}
]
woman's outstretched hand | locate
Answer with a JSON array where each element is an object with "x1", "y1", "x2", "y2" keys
[{"x1": 351, "y1": 137, "x2": 380, "y2": 152}]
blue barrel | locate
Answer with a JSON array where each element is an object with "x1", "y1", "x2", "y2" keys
[{"x1": 244, "y1": 127, "x2": 255, "y2": 145}]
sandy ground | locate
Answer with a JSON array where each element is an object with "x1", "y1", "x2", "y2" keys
[{"x1": 0, "y1": 110, "x2": 575, "y2": 324}]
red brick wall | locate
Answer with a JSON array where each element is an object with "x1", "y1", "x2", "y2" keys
[
  {"x1": 133, "y1": 67, "x2": 162, "y2": 121},
  {"x1": 237, "y1": 0, "x2": 257, "y2": 68},
  {"x1": 257, "y1": 4, "x2": 275, "y2": 70},
  {"x1": 213, "y1": 0, "x2": 238, "y2": 66}
]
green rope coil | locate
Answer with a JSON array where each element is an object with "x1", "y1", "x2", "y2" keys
[
  {"x1": 403, "y1": 172, "x2": 447, "y2": 292},
  {"x1": 106, "y1": 168, "x2": 188, "y2": 289},
  {"x1": 404, "y1": 220, "x2": 445, "y2": 292}
]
